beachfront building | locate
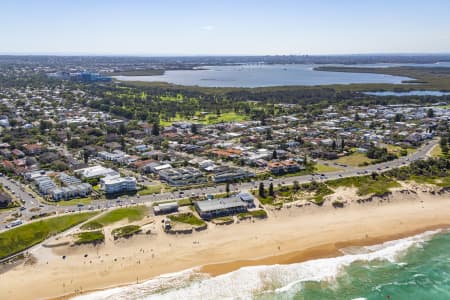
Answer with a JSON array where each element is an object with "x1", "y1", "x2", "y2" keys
[
  {"x1": 238, "y1": 192, "x2": 256, "y2": 208},
  {"x1": 100, "y1": 175, "x2": 137, "y2": 194},
  {"x1": 194, "y1": 196, "x2": 248, "y2": 219},
  {"x1": 153, "y1": 202, "x2": 179, "y2": 215},
  {"x1": 52, "y1": 183, "x2": 92, "y2": 201}
]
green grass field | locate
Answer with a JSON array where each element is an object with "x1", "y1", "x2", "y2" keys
[
  {"x1": 335, "y1": 152, "x2": 374, "y2": 167},
  {"x1": 80, "y1": 206, "x2": 148, "y2": 230},
  {"x1": 160, "y1": 112, "x2": 249, "y2": 126},
  {"x1": 54, "y1": 197, "x2": 93, "y2": 207},
  {"x1": 138, "y1": 184, "x2": 164, "y2": 195},
  {"x1": 0, "y1": 212, "x2": 98, "y2": 259},
  {"x1": 429, "y1": 144, "x2": 443, "y2": 158},
  {"x1": 314, "y1": 163, "x2": 342, "y2": 173}
]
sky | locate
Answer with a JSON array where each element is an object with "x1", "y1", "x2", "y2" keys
[{"x1": 1, "y1": 0, "x2": 450, "y2": 56}]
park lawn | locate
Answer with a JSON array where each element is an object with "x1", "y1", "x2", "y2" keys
[
  {"x1": 80, "y1": 206, "x2": 148, "y2": 230},
  {"x1": 160, "y1": 114, "x2": 188, "y2": 126},
  {"x1": 0, "y1": 212, "x2": 98, "y2": 259},
  {"x1": 335, "y1": 152, "x2": 374, "y2": 167},
  {"x1": 160, "y1": 112, "x2": 249, "y2": 126},
  {"x1": 385, "y1": 144, "x2": 415, "y2": 156},
  {"x1": 314, "y1": 163, "x2": 342, "y2": 173},
  {"x1": 74, "y1": 231, "x2": 105, "y2": 245},
  {"x1": 203, "y1": 112, "x2": 249, "y2": 124},
  {"x1": 327, "y1": 175, "x2": 400, "y2": 196},
  {"x1": 55, "y1": 197, "x2": 92, "y2": 207},
  {"x1": 138, "y1": 184, "x2": 164, "y2": 195},
  {"x1": 429, "y1": 144, "x2": 443, "y2": 158},
  {"x1": 168, "y1": 212, "x2": 205, "y2": 226}
]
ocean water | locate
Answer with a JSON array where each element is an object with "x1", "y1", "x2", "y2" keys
[{"x1": 74, "y1": 229, "x2": 450, "y2": 300}]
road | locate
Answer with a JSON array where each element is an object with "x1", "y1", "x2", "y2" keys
[{"x1": 0, "y1": 139, "x2": 438, "y2": 230}]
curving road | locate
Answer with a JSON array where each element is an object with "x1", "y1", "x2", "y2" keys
[{"x1": 0, "y1": 139, "x2": 439, "y2": 231}]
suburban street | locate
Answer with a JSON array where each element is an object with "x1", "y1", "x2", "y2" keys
[{"x1": 0, "y1": 139, "x2": 438, "y2": 231}]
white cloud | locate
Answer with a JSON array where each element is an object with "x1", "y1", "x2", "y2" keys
[{"x1": 201, "y1": 25, "x2": 215, "y2": 31}]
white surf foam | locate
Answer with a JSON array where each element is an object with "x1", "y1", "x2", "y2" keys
[{"x1": 73, "y1": 229, "x2": 441, "y2": 300}]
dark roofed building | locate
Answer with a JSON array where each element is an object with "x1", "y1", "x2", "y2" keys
[{"x1": 194, "y1": 197, "x2": 247, "y2": 219}]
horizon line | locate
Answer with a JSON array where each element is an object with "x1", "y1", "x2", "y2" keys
[{"x1": 1, "y1": 52, "x2": 450, "y2": 58}]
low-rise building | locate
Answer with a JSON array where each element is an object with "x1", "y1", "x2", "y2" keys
[
  {"x1": 34, "y1": 176, "x2": 57, "y2": 195},
  {"x1": 75, "y1": 165, "x2": 119, "y2": 179},
  {"x1": 267, "y1": 160, "x2": 302, "y2": 175},
  {"x1": 212, "y1": 166, "x2": 254, "y2": 183},
  {"x1": 158, "y1": 167, "x2": 206, "y2": 186},
  {"x1": 58, "y1": 173, "x2": 82, "y2": 186},
  {"x1": 52, "y1": 183, "x2": 92, "y2": 201},
  {"x1": 153, "y1": 202, "x2": 179, "y2": 215},
  {"x1": 194, "y1": 197, "x2": 248, "y2": 219},
  {"x1": 237, "y1": 192, "x2": 255, "y2": 208},
  {"x1": 100, "y1": 175, "x2": 137, "y2": 194}
]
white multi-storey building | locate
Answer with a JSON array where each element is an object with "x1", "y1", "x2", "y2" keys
[{"x1": 100, "y1": 175, "x2": 137, "y2": 194}]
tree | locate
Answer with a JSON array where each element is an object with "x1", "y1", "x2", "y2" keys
[
  {"x1": 269, "y1": 182, "x2": 274, "y2": 197},
  {"x1": 293, "y1": 180, "x2": 300, "y2": 191},
  {"x1": 441, "y1": 137, "x2": 449, "y2": 154},
  {"x1": 371, "y1": 172, "x2": 378, "y2": 180},
  {"x1": 258, "y1": 182, "x2": 265, "y2": 198},
  {"x1": 394, "y1": 113, "x2": 404, "y2": 122},
  {"x1": 83, "y1": 150, "x2": 89, "y2": 164},
  {"x1": 272, "y1": 150, "x2": 278, "y2": 160},
  {"x1": 118, "y1": 123, "x2": 127, "y2": 135},
  {"x1": 266, "y1": 129, "x2": 272, "y2": 140},
  {"x1": 151, "y1": 122, "x2": 160, "y2": 136},
  {"x1": 191, "y1": 123, "x2": 198, "y2": 134}
]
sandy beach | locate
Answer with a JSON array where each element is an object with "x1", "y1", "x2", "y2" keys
[{"x1": 1, "y1": 188, "x2": 450, "y2": 300}]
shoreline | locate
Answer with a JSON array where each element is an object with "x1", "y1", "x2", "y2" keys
[
  {"x1": 62, "y1": 224, "x2": 449, "y2": 300},
  {"x1": 200, "y1": 223, "x2": 448, "y2": 277},
  {"x1": 1, "y1": 189, "x2": 450, "y2": 299}
]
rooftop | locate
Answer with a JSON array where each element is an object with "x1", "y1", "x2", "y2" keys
[{"x1": 195, "y1": 197, "x2": 247, "y2": 213}]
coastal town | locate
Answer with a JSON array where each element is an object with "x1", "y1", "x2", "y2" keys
[
  {"x1": 3, "y1": 1, "x2": 450, "y2": 299},
  {"x1": 0, "y1": 75, "x2": 446, "y2": 228},
  {"x1": 1, "y1": 55, "x2": 450, "y2": 299}
]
